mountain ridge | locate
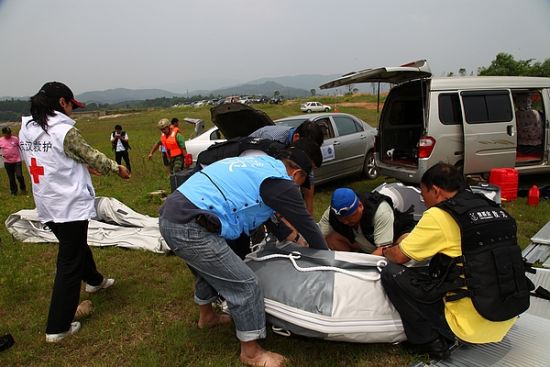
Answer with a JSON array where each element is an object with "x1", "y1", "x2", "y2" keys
[{"x1": 2, "y1": 73, "x2": 381, "y2": 105}]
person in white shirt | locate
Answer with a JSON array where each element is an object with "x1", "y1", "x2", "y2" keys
[{"x1": 110, "y1": 124, "x2": 132, "y2": 172}]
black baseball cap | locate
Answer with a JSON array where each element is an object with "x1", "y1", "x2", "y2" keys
[
  {"x1": 278, "y1": 146, "x2": 313, "y2": 188},
  {"x1": 39, "y1": 82, "x2": 85, "y2": 109}
]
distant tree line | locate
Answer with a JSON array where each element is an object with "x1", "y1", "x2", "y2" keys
[
  {"x1": 0, "y1": 94, "x2": 217, "y2": 122},
  {"x1": 478, "y1": 52, "x2": 550, "y2": 77},
  {"x1": 443, "y1": 53, "x2": 550, "y2": 78},
  {"x1": 0, "y1": 98, "x2": 30, "y2": 122}
]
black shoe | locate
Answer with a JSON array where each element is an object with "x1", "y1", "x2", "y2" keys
[
  {"x1": 0, "y1": 334, "x2": 15, "y2": 352},
  {"x1": 403, "y1": 336, "x2": 452, "y2": 360}
]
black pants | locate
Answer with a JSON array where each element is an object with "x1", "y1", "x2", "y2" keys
[
  {"x1": 4, "y1": 162, "x2": 26, "y2": 195},
  {"x1": 381, "y1": 262, "x2": 454, "y2": 344},
  {"x1": 45, "y1": 221, "x2": 104, "y2": 334},
  {"x1": 115, "y1": 150, "x2": 131, "y2": 172}
]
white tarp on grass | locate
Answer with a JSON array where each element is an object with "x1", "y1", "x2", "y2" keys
[{"x1": 5, "y1": 197, "x2": 169, "y2": 254}]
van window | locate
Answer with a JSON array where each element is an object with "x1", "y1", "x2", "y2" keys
[
  {"x1": 439, "y1": 93, "x2": 463, "y2": 125},
  {"x1": 461, "y1": 90, "x2": 513, "y2": 124}
]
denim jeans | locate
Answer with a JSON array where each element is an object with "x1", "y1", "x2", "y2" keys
[{"x1": 159, "y1": 218, "x2": 266, "y2": 342}]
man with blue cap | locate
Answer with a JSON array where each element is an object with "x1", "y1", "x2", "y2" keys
[{"x1": 318, "y1": 187, "x2": 412, "y2": 254}]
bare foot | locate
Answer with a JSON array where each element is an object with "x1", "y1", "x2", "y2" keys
[
  {"x1": 240, "y1": 350, "x2": 286, "y2": 367},
  {"x1": 198, "y1": 313, "x2": 232, "y2": 329},
  {"x1": 74, "y1": 300, "x2": 93, "y2": 320}
]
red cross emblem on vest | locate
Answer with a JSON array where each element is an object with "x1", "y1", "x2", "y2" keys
[{"x1": 30, "y1": 157, "x2": 45, "y2": 184}]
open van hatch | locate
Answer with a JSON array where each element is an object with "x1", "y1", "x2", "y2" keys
[
  {"x1": 321, "y1": 61, "x2": 431, "y2": 171},
  {"x1": 319, "y1": 59, "x2": 432, "y2": 89}
]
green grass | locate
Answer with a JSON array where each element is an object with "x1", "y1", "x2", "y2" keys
[{"x1": 1, "y1": 98, "x2": 549, "y2": 366}]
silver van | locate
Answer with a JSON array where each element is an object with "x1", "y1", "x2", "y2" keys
[{"x1": 321, "y1": 60, "x2": 550, "y2": 183}]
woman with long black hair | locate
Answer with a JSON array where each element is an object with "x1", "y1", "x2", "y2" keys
[{"x1": 19, "y1": 82, "x2": 130, "y2": 342}]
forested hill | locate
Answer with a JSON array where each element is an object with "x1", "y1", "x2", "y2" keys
[{"x1": 78, "y1": 88, "x2": 184, "y2": 104}]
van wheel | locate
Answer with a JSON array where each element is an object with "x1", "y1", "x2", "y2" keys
[
  {"x1": 306, "y1": 109, "x2": 312, "y2": 113},
  {"x1": 324, "y1": 108, "x2": 330, "y2": 112},
  {"x1": 362, "y1": 151, "x2": 378, "y2": 180}
]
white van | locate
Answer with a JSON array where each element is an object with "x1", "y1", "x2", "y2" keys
[{"x1": 321, "y1": 60, "x2": 550, "y2": 183}]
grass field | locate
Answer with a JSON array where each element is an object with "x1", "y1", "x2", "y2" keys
[{"x1": 1, "y1": 97, "x2": 549, "y2": 366}]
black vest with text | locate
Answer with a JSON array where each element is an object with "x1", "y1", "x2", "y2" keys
[{"x1": 434, "y1": 190, "x2": 531, "y2": 321}]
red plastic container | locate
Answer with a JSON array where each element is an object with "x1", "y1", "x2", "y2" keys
[
  {"x1": 527, "y1": 185, "x2": 540, "y2": 206},
  {"x1": 488, "y1": 168, "x2": 518, "y2": 201}
]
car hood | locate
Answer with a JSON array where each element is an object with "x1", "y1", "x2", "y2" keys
[
  {"x1": 210, "y1": 103, "x2": 274, "y2": 139},
  {"x1": 319, "y1": 59, "x2": 432, "y2": 89}
]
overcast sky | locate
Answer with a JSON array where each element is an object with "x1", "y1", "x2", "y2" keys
[{"x1": 1, "y1": 0, "x2": 549, "y2": 97}]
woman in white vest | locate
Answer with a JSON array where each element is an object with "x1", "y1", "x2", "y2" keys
[{"x1": 19, "y1": 82, "x2": 130, "y2": 343}]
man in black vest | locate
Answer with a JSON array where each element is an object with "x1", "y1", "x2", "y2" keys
[
  {"x1": 381, "y1": 163, "x2": 531, "y2": 360},
  {"x1": 318, "y1": 188, "x2": 412, "y2": 255},
  {"x1": 111, "y1": 124, "x2": 131, "y2": 173}
]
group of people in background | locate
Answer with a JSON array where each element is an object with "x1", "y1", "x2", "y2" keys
[{"x1": 9, "y1": 81, "x2": 532, "y2": 367}]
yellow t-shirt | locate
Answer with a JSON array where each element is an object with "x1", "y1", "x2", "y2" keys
[{"x1": 399, "y1": 207, "x2": 516, "y2": 343}]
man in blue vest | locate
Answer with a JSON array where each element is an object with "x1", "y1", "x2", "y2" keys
[{"x1": 159, "y1": 146, "x2": 327, "y2": 367}]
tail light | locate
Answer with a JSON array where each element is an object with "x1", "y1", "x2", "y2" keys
[
  {"x1": 418, "y1": 136, "x2": 436, "y2": 158},
  {"x1": 184, "y1": 153, "x2": 193, "y2": 168}
]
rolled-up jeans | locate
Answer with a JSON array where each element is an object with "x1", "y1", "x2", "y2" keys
[{"x1": 159, "y1": 218, "x2": 266, "y2": 342}]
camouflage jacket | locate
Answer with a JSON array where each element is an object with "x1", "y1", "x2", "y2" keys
[{"x1": 64, "y1": 127, "x2": 119, "y2": 175}]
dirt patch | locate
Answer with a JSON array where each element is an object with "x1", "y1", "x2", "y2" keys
[
  {"x1": 337, "y1": 102, "x2": 383, "y2": 110},
  {"x1": 99, "y1": 112, "x2": 140, "y2": 120}
]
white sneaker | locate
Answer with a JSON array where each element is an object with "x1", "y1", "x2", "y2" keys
[
  {"x1": 85, "y1": 278, "x2": 115, "y2": 293},
  {"x1": 45, "y1": 321, "x2": 80, "y2": 343}
]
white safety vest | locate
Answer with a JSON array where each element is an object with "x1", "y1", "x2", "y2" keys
[{"x1": 19, "y1": 112, "x2": 96, "y2": 223}]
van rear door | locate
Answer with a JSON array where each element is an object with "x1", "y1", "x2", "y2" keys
[
  {"x1": 460, "y1": 90, "x2": 516, "y2": 174},
  {"x1": 319, "y1": 60, "x2": 432, "y2": 89}
]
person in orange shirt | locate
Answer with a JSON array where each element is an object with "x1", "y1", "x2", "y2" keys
[{"x1": 147, "y1": 118, "x2": 187, "y2": 173}]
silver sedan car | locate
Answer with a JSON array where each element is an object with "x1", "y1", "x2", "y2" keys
[
  {"x1": 185, "y1": 108, "x2": 378, "y2": 184},
  {"x1": 275, "y1": 113, "x2": 378, "y2": 184}
]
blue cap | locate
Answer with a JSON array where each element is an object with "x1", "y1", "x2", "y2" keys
[{"x1": 330, "y1": 188, "x2": 359, "y2": 217}]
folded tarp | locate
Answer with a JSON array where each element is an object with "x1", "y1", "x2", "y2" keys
[
  {"x1": 245, "y1": 241, "x2": 406, "y2": 343},
  {"x1": 5, "y1": 197, "x2": 169, "y2": 254}
]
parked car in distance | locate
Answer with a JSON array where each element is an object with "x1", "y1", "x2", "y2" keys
[
  {"x1": 300, "y1": 101, "x2": 332, "y2": 113},
  {"x1": 270, "y1": 96, "x2": 284, "y2": 104}
]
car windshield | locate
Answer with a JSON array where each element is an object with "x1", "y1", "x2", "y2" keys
[{"x1": 275, "y1": 118, "x2": 307, "y2": 128}]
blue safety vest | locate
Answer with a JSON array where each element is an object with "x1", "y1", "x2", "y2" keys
[{"x1": 179, "y1": 155, "x2": 291, "y2": 239}]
